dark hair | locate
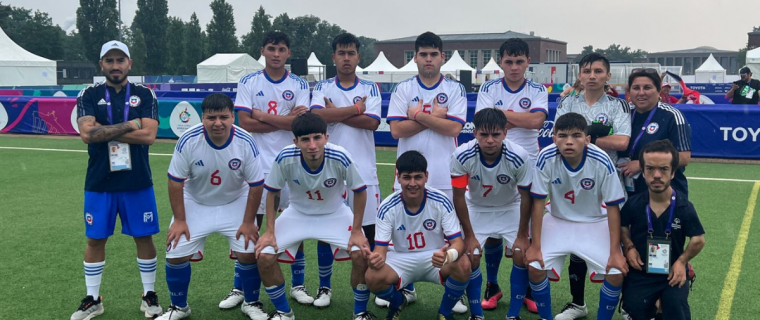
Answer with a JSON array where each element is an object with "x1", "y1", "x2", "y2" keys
[
  {"x1": 262, "y1": 31, "x2": 290, "y2": 48},
  {"x1": 415, "y1": 32, "x2": 443, "y2": 53},
  {"x1": 578, "y1": 53, "x2": 610, "y2": 73},
  {"x1": 201, "y1": 93, "x2": 234, "y2": 114},
  {"x1": 396, "y1": 150, "x2": 427, "y2": 175},
  {"x1": 627, "y1": 71, "x2": 662, "y2": 92},
  {"x1": 554, "y1": 112, "x2": 588, "y2": 134},
  {"x1": 332, "y1": 32, "x2": 361, "y2": 52},
  {"x1": 499, "y1": 38, "x2": 529, "y2": 59},
  {"x1": 639, "y1": 140, "x2": 679, "y2": 172},
  {"x1": 291, "y1": 113, "x2": 327, "y2": 137},
  {"x1": 473, "y1": 108, "x2": 507, "y2": 132}
]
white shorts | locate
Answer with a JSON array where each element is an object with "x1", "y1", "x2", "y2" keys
[
  {"x1": 259, "y1": 205, "x2": 359, "y2": 262},
  {"x1": 166, "y1": 196, "x2": 255, "y2": 261},
  {"x1": 470, "y1": 202, "x2": 520, "y2": 257},
  {"x1": 528, "y1": 214, "x2": 622, "y2": 282},
  {"x1": 386, "y1": 250, "x2": 443, "y2": 289},
  {"x1": 257, "y1": 173, "x2": 290, "y2": 215},
  {"x1": 346, "y1": 184, "x2": 381, "y2": 226}
]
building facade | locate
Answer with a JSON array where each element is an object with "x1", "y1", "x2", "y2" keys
[
  {"x1": 646, "y1": 47, "x2": 740, "y2": 75},
  {"x1": 749, "y1": 31, "x2": 760, "y2": 50}
]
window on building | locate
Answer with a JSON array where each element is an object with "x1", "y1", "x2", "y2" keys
[
  {"x1": 459, "y1": 50, "x2": 465, "y2": 60},
  {"x1": 666, "y1": 57, "x2": 673, "y2": 66},
  {"x1": 404, "y1": 51, "x2": 414, "y2": 64},
  {"x1": 483, "y1": 50, "x2": 491, "y2": 64},
  {"x1": 730, "y1": 57, "x2": 737, "y2": 74},
  {"x1": 443, "y1": 50, "x2": 452, "y2": 62},
  {"x1": 675, "y1": 57, "x2": 682, "y2": 66},
  {"x1": 684, "y1": 59, "x2": 692, "y2": 75},
  {"x1": 658, "y1": 57, "x2": 665, "y2": 66},
  {"x1": 649, "y1": 58, "x2": 656, "y2": 63},
  {"x1": 693, "y1": 57, "x2": 701, "y2": 70},
  {"x1": 470, "y1": 51, "x2": 478, "y2": 68}
]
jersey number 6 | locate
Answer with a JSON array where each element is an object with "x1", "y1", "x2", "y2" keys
[{"x1": 210, "y1": 170, "x2": 222, "y2": 186}]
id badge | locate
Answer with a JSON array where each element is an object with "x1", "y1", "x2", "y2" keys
[
  {"x1": 744, "y1": 87, "x2": 756, "y2": 99},
  {"x1": 108, "y1": 141, "x2": 132, "y2": 171},
  {"x1": 646, "y1": 238, "x2": 671, "y2": 274}
]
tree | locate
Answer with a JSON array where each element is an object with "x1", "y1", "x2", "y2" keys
[
  {"x1": 164, "y1": 16, "x2": 186, "y2": 74},
  {"x1": 241, "y1": 6, "x2": 271, "y2": 58},
  {"x1": 0, "y1": 3, "x2": 65, "y2": 60},
  {"x1": 754, "y1": 26, "x2": 760, "y2": 32},
  {"x1": 271, "y1": 12, "x2": 292, "y2": 36},
  {"x1": 76, "y1": 0, "x2": 119, "y2": 65},
  {"x1": 182, "y1": 13, "x2": 205, "y2": 75},
  {"x1": 574, "y1": 44, "x2": 647, "y2": 63},
  {"x1": 132, "y1": 0, "x2": 169, "y2": 74},
  {"x1": 357, "y1": 36, "x2": 377, "y2": 68},
  {"x1": 206, "y1": 0, "x2": 238, "y2": 55},
  {"x1": 128, "y1": 27, "x2": 148, "y2": 75},
  {"x1": 63, "y1": 31, "x2": 87, "y2": 61}
]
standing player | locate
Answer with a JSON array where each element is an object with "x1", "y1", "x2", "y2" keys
[
  {"x1": 553, "y1": 53, "x2": 631, "y2": 320},
  {"x1": 450, "y1": 108, "x2": 532, "y2": 320},
  {"x1": 158, "y1": 94, "x2": 265, "y2": 320},
  {"x1": 231, "y1": 31, "x2": 319, "y2": 308},
  {"x1": 72, "y1": 40, "x2": 161, "y2": 320},
  {"x1": 255, "y1": 113, "x2": 373, "y2": 320},
  {"x1": 474, "y1": 37, "x2": 547, "y2": 313},
  {"x1": 384, "y1": 31, "x2": 468, "y2": 312},
  {"x1": 366, "y1": 150, "x2": 471, "y2": 320},
  {"x1": 526, "y1": 113, "x2": 628, "y2": 320}
]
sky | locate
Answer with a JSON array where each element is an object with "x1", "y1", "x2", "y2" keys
[{"x1": 6, "y1": 0, "x2": 760, "y2": 54}]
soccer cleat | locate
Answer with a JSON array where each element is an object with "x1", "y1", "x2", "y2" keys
[
  {"x1": 481, "y1": 282, "x2": 502, "y2": 310},
  {"x1": 71, "y1": 295, "x2": 104, "y2": 320},
  {"x1": 289, "y1": 285, "x2": 314, "y2": 305},
  {"x1": 313, "y1": 286, "x2": 332, "y2": 308},
  {"x1": 375, "y1": 295, "x2": 390, "y2": 308},
  {"x1": 155, "y1": 305, "x2": 191, "y2": 320},
  {"x1": 522, "y1": 297, "x2": 538, "y2": 314},
  {"x1": 140, "y1": 291, "x2": 162, "y2": 318},
  {"x1": 267, "y1": 310, "x2": 295, "y2": 320},
  {"x1": 507, "y1": 317, "x2": 523, "y2": 320},
  {"x1": 354, "y1": 311, "x2": 377, "y2": 320},
  {"x1": 554, "y1": 302, "x2": 588, "y2": 320},
  {"x1": 400, "y1": 288, "x2": 417, "y2": 304},
  {"x1": 452, "y1": 297, "x2": 468, "y2": 314},
  {"x1": 242, "y1": 301, "x2": 268, "y2": 320},
  {"x1": 469, "y1": 315, "x2": 485, "y2": 320},
  {"x1": 438, "y1": 313, "x2": 457, "y2": 320},
  {"x1": 384, "y1": 293, "x2": 408, "y2": 320},
  {"x1": 219, "y1": 288, "x2": 245, "y2": 309}
]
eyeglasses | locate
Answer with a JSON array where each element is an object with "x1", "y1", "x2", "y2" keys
[{"x1": 631, "y1": 68, "x2": 659, "y2": 74}]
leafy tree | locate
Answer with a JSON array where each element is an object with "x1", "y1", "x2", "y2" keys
[
  {"x1": 241, "y1": 6, "x2": 271, "y2": 59},
  {"x1": 76, "y1": 0, "x2": 119, "y2": 64},
  {"x1": 182, "y1": 13, "x2": 205, "y2": 75},
  {"x1": 164, "y1": 16, "x2": 186, "y2": 74},
  {"x1": 132, "y1": 0, "x2": 168, "y2": 74},
  {"x1": 128, "y1": 27, "x2": 148, "y2": 75},
  {"x1": 206, "y1": 0, "x2": 238, "y2": 54},
  {"x1": 357, "y1": 36, "x2": 377, "y2": 68},
  {"x1": 0, "y1": 3, "x2": 65, "y2": 60},
  {"x1": 574, "y1": 44, "x2": 647, "y2": 63}
]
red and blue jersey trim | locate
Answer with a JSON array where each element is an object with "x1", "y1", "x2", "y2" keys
[
  {"x1": 234, "y1": 105, "x2": 252, "y2": 113},
  {"x1": 365, "y1": 113, "x2": 381, "y2": 121},
  {"x1": 518, "y1": 183, "x2": 532, "y2": 191},
  {"x1": 352, "y1": 185, "x2": 368, "y2": 193},
  {"x1": 309, "y1": 105, "x2": 325, "y2": 109},
  {"x1": 445, "y1": 232, "x2": 462, "y2": 241},
  {"x1": 530, "y1": 192, "x2": 548, "y2": 199},
  {"x1": 264, "y1": 183, "x2": 281, "y2": 192},
  {"x1": 605, "y1": 197, "x2": 626, "y2": 206},
  {"x1": 375, "y1": 240, "x2": 390, "y2": 247},
  {"x1": 386, "y1": 116, "x2": 407, "y2": 122},
  {"x1": 446, "y1": 114, "x2": 466, "y2": 125},
  {"x1": 247, "y1": 179, "x2": 265, "y2": 187},
  {"x1": 167, "y1": 172, "x2": 186, "y2": 182}
]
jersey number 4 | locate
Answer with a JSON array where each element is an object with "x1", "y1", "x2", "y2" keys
[
  {"x1": 406, "y1": 232, "x2": 426, "y2": 250},
  {"x1": 564, "y1": 190, "x2": 575, "y2": 204}
]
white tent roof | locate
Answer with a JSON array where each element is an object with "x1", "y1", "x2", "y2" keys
[
  {"x1": 481, "y1": 57, "x2": 502, "y2": 73},
  {"x1": 441, "y1": 50, "x2": 476, "y2": 73},
  {"x1": 257, "y1": 55, "x2": 265, "y2": 65},
  {"x1": 197, "y1": 53, "x2": 264, "y2": 83},
  {"x1": 355, "y1": 65, "x2": 364, "y2": 72},
  {"x1": 0, "y1": 25, "x2": 56, "y2": 85},
  {"x1": 363, "y1": 52, "x2": 399, "y2": 72},
  {"x1": 398, "y1": 59, "x2": 418, "y2": 72},
  {"x1": 695, "y1": 54, "x2": 725, "y2": 72},
  {"x1": 307, "y1": 52, "x2": 323, "y2": 67},
  {"x1": 748, "y1": 47, "x2": 760, "y2": 63}
]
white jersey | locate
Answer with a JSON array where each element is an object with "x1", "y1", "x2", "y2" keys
[
  {"x1": 388, "y1": 75, "x2": 467, "y2": 190},
  {"x1": 310, "y1": 77, "x2": 382, "y2": 185},
  {"x1": 264, "y1": 143, "x2": 366, "y2": 215},
  {"x1": 168, "y1": 123, "x2": 264, "y2": 206},
  {"x1": 531, "y1": 143, "x2": 626, "y2": 223},
  {"x1": 375, "y1": 187, "x2": 462, "y2": 253},
  {"x1": 450, "y1": 139, "x2": 532, "y2": 211},
  {"x1": 555, "y1": 93, "x2": 631, "y2": 163},
  {"x1": 234, "y1": 70, "x2": 310, "y2": 173},
  {"x1": 476, "y1": 78, "x2": 548, "y2": 159}
]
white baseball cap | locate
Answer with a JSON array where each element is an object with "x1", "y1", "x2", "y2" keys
[{"x1": 100, "y1": 40, "x2": 131, "y2": 59}]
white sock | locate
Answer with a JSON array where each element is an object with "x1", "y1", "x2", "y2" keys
[
  {"x1": 137, "y1": 257, "x2": 157, "y2": 294},
  {"x1": 84, "y1": 261, "x2": 105, "y2": 297}
]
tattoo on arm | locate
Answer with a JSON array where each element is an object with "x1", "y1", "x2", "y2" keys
[
  {"x1": 273, "y1": 195, "x2": 280, "y2": 213},
  {"x1": 88, "y1": 121, "x2": 134, "y2": 143}
]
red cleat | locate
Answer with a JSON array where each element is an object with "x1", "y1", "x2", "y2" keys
[
  {"x1": 480, "y1": 282, "x2": 502, "y2": 310},
  {"x1": 523, "y1": 297, "x2": 538, "y2": 314}
]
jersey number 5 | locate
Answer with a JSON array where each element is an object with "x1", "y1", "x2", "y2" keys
[{"x1": 406, "y1": 232, "x2": 426, "y2": 250}]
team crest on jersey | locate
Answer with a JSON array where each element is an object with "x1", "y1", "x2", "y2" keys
[
  {"x1": 436, "y1": 93, "x2": 448, "y2": 104},
  {"x1": 228, "y1": 158, "x2": 242, "y2": 170},
  {"x1": 580, "y1": 178, "x2": 596, "y2": 190},
  {"x1": 595, "y1": 113, "x2": 609, "y2": 125},
  {"x1": 353, "y1": 96, "x2": 362, "y2": 104},
  {"x1": 282, "y1": 90, "x2": 295, "y2": 101},
  {"x1": 646, "y1": 122, "x2": 660, "y2": 134},
  {"x1": 324, "y1": 178, "x2": 338, "y2": 188},
  {"x1": 85, "y1": 212, "x2": 93, "y2": 225},
  {"x1": 423, "y1": 219, "x2": 437, "y2": 231},
  {"x1": 519, "y1": 97, "x2": 532, "y2": 109},
  {"x1": 128, "y1": 95, "x2": 141, "y2": 107},
  {"x1": 497, "y1": 174, "x2": 511, "y2": 185}
]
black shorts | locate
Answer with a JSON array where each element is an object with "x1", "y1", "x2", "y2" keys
[{"x1": 623, "y1": 270, "x2": 691, "y2": 320}]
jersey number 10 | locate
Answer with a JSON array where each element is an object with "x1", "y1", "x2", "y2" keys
[{"x1": 406, "y1": 232, "x2": 426, "y2": 250}]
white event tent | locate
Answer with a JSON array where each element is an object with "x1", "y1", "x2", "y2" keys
[
  {"x1": 746, "y1": 47, "x2": 760, "y2": 76},
  {"x1": 694, "y1": 54, "x2": 726, "y2": 83},
  {"x1": 477, "y1": 57, "x2": 502, "y2": 83},
  {"x1": 197, "y1": 53, "x2": 264, "y2": 83},
  {"x1": 441, "y1": 50, "x2": 476, "y2": 80},
  {"x1": 307, "y1": 52, "x2": 325, "y2": 81},
  {"x1": 0, "y1": 26, "x2": 56, "y2": 86},
  {"x1": 360, "y1": 51, "x2": 399, "y2": 82}
]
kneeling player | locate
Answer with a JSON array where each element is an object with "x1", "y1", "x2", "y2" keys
[
  {"x1": 450, "y1": 108, "x2": 532, "y2": 320},
  {"x1": 366, "y1": 151, "x2": 471, "y2": 320},
  {"x1": 255, "y1": 113, "x2": 373, "y2": 320},
  {"x1": 526, "y1": 113, "x2": 629, "y2": 320},
  {"x1": 160, "y1": 94, "x2": 266, "y2": 320}
]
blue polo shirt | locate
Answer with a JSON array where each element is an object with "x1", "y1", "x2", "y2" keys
[
  {"x1": 619, "y1": 102, "x2": 692, "y2": 198},
  {"x1": 76, "y1": 82, "x2": 158, "y2": 192}
]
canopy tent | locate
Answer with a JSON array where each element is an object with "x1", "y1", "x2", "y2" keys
[
  {"x1": 360, "y1": 52, "x2": 400, "y2": 82},
  {"x1": 441, "y1": 50, "x2": 476, "y2": 80},
  {"x1": 355, "y1": 65, "x2": 364, "y2": 73},
  {"x1": 477, "y1": 57, "x2": 502, "y2": 83},
  {"x1": 257, "y1": 55, "x2": 266, "y2": 66},
  {"x1": 307, "y1": 52, "x2": 326, "y2": 81},
  {"x1": 695, "y1": 54, "x2": 726, "y2": 83},
  {"x1": 747, "y1": 47, "x2": 760, "y2": 76},
  {"x1": 398, "y1": 59, "x2": 418, "y2": 72},
  {"x1": 197, "y1": 53, "x2": 264, "y2": 83},
  {"x1": 389, "y1": 59, "x2": 419, "y2": 79},
  {"x1": 0, "y1": 26, "x2": 56, "y2": 86}
]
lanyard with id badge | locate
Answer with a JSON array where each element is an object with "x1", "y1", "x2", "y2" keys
[
  {"x1": 646, "y1": 189, "x2": 676, "y2": 274},
  {"x1": 622, "y1": 107, "x2": 658, "y2": 193},
  {"x1": 106, "y1": 84, "x2": 132, "y2": 172}
]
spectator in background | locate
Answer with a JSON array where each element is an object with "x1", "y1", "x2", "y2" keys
[
  {"x1": 561, "y1": 79, "x2": 584, "y2": 97},
  {"x1": 727, "y1": 67, "x2": 760, "y2": 104},
  {"x1": 660, "y1": 83, "x2": 688, "y2": 104},
  {"x1": 605, "y1": 83, "x2": 620, "y2": 98}
]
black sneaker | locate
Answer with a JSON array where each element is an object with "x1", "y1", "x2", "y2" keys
[
  {"x1": 384, "y1": 293, "x2": 408, "y2": 320},
  {"x1": 140, "y1": 291, "x2": 162, "y2": 318},
  {"x1": 71, "y1": 296, "x2": 104, "y2": 320},
  {"x1": 354, "y1": 311, "x2": 378, "y2": 320}
]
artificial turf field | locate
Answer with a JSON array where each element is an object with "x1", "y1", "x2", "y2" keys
[{"x1": 1, "y1": 134, "x2": 759, "y2": 320}]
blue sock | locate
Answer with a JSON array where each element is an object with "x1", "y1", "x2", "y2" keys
[
  {"x1": 508, "y1": 265, "x2": 529, "y2": 317},
  {"x1": 440, "y1": 277, "x2": 468, "y2": 316},
  {"x1": 375, "y1": 286, "x2": 403, "y2": 309},
  {"x1": 291, "y1": 250, "x2": 305, "y2": 287},
  {"x1": 403, "y1": 283, "x2": 415, "y2": 291},
  {"x1": 353, "y1": 285, "x2": 370, "y2": 314},
  {"x1": 238, "y1": 262, "x2": 261, "y2": 302},
  {"x1": 233, "y1": 260, "x2": 242, "y2": 290},
  {"x1": 317, "y1": 242, "x2": 333, "y2": 288},
  {"x1": 597, "y1": 280, "x2": 622, "y2": 320},
  {"x1": 466, "y1": 267, "x2": 484, "y2": 316},
  {"x1": 165, "y1": 261, "x2": 191, "y2": 308},
  {"x1": 484, "y1": 241, "x2": 503, "y2": 285},
  {"x1": 529, "y1": 277, "x2": 553, "y2": 320},
  {"x1": 265, "y1": 284, "x2": 291, "y2": 313}
]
